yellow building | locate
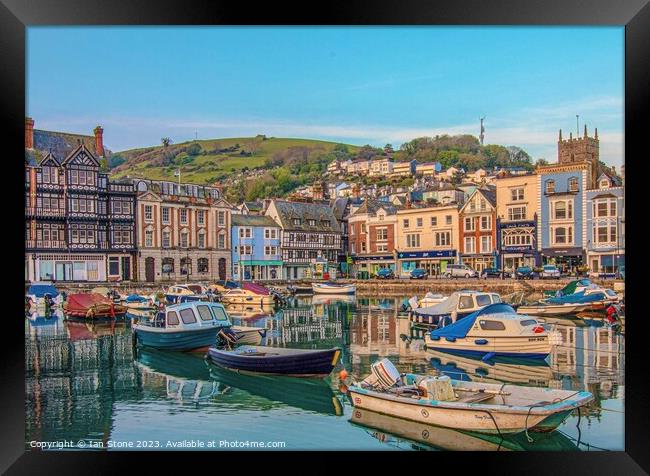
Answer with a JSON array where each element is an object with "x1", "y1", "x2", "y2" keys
[
  {"x1": 395, "y1": 204, "x2": 459, "y2": 277},
  {"x1": 494, "y1": 173, "x2": 540, "y2": 271}
]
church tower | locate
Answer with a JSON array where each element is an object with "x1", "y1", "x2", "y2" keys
[{"x1": 558, "y1": 125, "x2": 600, "y2": 186}]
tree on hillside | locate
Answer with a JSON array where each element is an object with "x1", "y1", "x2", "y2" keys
[
  {"x1": 384, "y1": 144, "x2": 394, "y2": 155},
  {"x1": 187, "y1": 142, "x2": 201, "y2": 156},
  {"x1": 357, "y1": 144, "x2": 382, "y2": 160},
  {"x1": 451, "y1": 171, "x2": 465, "y2": 185},
  {"x1": 161, "y1": 137, "x2": 172, "y2": 148},
  {"x1": 535, "y1": 158, "x2": 549, "y2": 167},
  {"x1": 245, "y1": 137, "x2": 262, "y2": 156}
]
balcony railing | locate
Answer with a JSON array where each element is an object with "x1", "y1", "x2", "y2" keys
[
  {"x1": 25, "y1": 208, "x2": 66, "y2": 218},
  {"x1": 26, "y1": 240, "x2": 66, "y2": 250}
]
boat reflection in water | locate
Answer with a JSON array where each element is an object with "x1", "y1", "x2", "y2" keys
[
  {"x1": 350, "y1": 408, "x2": 579, "y2": 451},
  {"x1": 136, "y1": 349, "x2": 222, "y2": 404},
  {"x1": 206, "y1": 363, "x2": 343, "y2": 416},
  {"x1": 427, "y1": 350, "x2": 560, "y2": 388}
]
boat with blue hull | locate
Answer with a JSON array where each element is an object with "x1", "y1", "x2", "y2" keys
[
  {"x1": 517, "y1": 289, "x2": 614, "y2": 316},
  {"x1": 207, "y1": 345, "x2": 341, "y2": 378},
  {"x1": 133, "y1": 301, "x2": 232, "y2": 352}
]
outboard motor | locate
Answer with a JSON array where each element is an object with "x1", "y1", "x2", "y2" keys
[{"x1": 217, "y1": 327, "x2": 239, "y2": 349}]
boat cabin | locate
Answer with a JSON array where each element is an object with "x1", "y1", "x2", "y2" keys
[{"x1": 147, "y1": 301, "x2": 232, "y2": 330}]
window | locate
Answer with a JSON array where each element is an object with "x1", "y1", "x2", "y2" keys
[
  {"x1": 265, "y1": 228, "x2": 277, "y2": 239},
  {"x1": 198, "y1": 258, "x2": 209, "y2": 273},
  {"x1": 446, "y1": 215, "x2": 452, "y2": 225},
  {"x1": 197, "y1": 210, "x2": 205, "y2": 225},
  {"x1": 464, "y1": 237, "x2": 476, "y2": 253},
  {"x1": 464, "y1": 217, "x2": 475, "y2": 231},
  {"x1": 144, "y1": 205, "x2": 153, "y2": 222},
  {"x1": 458, "y1": 296, "x2": 474, "y2": 309},
  {"x1": 218, "y1": 211, "x2": 226, "y2": 226},
  {"x1": 552, "y1": 226, "x2": 573, "y2": 245},
  {"x1": 594, "y1": 223, "x2": 617, "y2": 244},
  {"x1": 198, "y1": 232, "x2": 205, "y2": 249},
  {"x1": 179, "y1": 308, "x2": 197, "y2": 324},
  {"x1": 476, "y1": 295, "x2": 492, "y2": 307},
  {"x1": 293, "y1": 218, "x2": 301, "y2": 226},
  {"x1": 435, "y1": 231, "x2": 451, "y2": 247},
  {"x1": 108, "y1": 257, "x2": 120, "y2": 276},
  {"x1": 145, "y1": 230, "x2": 153, "y2": 247},
  {"x1": 594, "y1": 198, "x2": 616, "y2": 218},
  {"x1": 308, "y1": 219, "x2": 316, "y2": 226},
  {"x1": 265, "y1": 246, "x2": 278, "y2": 255},
  {"x1": 568, "y1": 177, "x2": 579, "y2": 192},
  {"x1": 162, "y1": 207, "x2": 170, "y2": 224},
  {"x1": 218, "y1": 233, "x2": 226, "y2": 249},
  {"x1": 180, "y1": 209, "x2": 188, "y2": 224},
  {"x1": 162, "y1": 257, "x2": 174, "y2": 273},
  {"x1": 511, "y1": 188, "x2": 524, "y2": 201},
  {"x1": 197, "y1": 305, "x2": 214, "y2": 321},
  {"x1": 406, "y1": 233, "x2": 420, "y2": 248},
  {"x1": 545, "y1": 180, "x2": 555, "y2": 194},
  {"x1": 480, "y1": 235, "x2": 492, "y2": 253},
  {"x1": 507, "y1": 206, "x2": 527, "y2": 221},
  {"x1": 599, "y1": 179, "x2": 610, "y2": 189},
  {"x1": 180, "y1": 258, "x2": 192, "y2": 275},
  {"x1": 416, "y1": 218, "x2": 423, "y2": 227},
  {"x1": 361, "y1": 241, "x2": 367, "y2": 252},
  {"x1": 211, "y1": 306, "x2": 229, "y2": 321},
  {"x1": 479, "y1": 320, "x2": 506, "y2": 331},
  {"x1": 403, "y1": 219, "x2": 409, "y2": 229},
  {"x1": 377, "y1": 243, "x2": 388, "y2": 252},
  {"x1": 376, "y1": 228, "x2": 388, "y2": 241},
  {"x1": 430, "y1": 217, "x2": 437, "y2": 227},
  {"x1": 162, "y1": 231, "x2": 170, "y2": 248},
  {"x1": 180, "y1": 232, "x2": 189, "y2": 248},
  {"x1": 480, "y1": 216, "x2": 492, "y2": 231},
  {"x1": 167, "y1": 311, "x2": 179, "y2": 326},
  {"x1": 503, "y1": 232, "x2": 532, "y2": 247},
  {"x1": 480, "y1": 199, "x2": 487, "y2": 211}
]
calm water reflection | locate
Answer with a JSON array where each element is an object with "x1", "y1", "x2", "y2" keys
[{"x1": 25, "y1": 296, "x2": 624, "y2": 451}]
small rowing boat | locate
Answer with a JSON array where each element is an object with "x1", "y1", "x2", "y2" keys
[
  {"x1": 312, "y1": 282, "x2": 356, "y2": 295},
  {"x1": 348, "y1": 358, "x2": 593, "y2": 435},
  {"x1": 207, "y1": 345, "x2": 341, "y2": 378},
  {"x1": 63, "y1": 293, "x2": 127, "y2": 319}
]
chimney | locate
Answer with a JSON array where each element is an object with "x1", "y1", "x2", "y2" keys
[
  {"x1": 93, "y1": 126, "x2": 104, "y2": 157},
  {"x1": 25, "y1": 117, "x2": 34, "y2": 149}
]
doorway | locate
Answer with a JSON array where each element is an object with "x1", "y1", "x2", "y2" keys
[
  {"x1": 218, "y1": 258, "x2": 226, "y2": 280},
  {"x1": 121, "y1": 256, "x2": 131, "y2": 281},
  {"x1": 145, "y1": 257, "x2": 155, "y2": 282}
]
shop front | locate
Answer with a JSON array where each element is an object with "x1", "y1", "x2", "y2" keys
[
  {"x1": 541, "y1": 247, "x2": 585, "y2": 274},
  {"x1": 498, "y1": 221, "x2": 538, "y2": 272},
  {"x1": 397, "y1": 250, "x2": 457, "y2": 277},
  {"x1": 234, "y1": 260, "x2": 283, "y2": 281},
  {"x1": 353, "y1": 255, "x2": 396, "y2": 277},
  {"x1": 460, "y1": 254, "x2": 496, "y2": 273},
  {"x1": 587, "y1": 249, "x2": 624, "y2": 278}
]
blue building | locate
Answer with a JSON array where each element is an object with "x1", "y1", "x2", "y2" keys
[
  {"x1": 537, "y1": 162, "x2": 590, "y2": 272},
  {"x1": 586, "y1": 172, "x2": 625, "y2": 278},
  {"x1": 231, "y1": 214, "x2": 283, "y2": 281}
]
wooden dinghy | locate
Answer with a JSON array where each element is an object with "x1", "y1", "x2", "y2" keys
[
  {"x1": 207, "y1": 345, "x2": 341, "y2": 378},
  {"x1": 312, "y1": 283, "x2": 356, "y2": 295},
  {"x1": 348, "y1": 359, "x2": 593, "y2": 435},
  {"x1": 63, "y1": 293, "x2": 127, "y2": 319}
]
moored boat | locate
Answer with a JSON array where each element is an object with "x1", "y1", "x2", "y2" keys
[
  {"x1": 63, "y1": 293, "x2": 127, "y2": 319},
  {"x1": 424, "y1": 303, "x2": 560, "y2": 360},
  {"x1": 164, "y1": 284, "x2": 214, "y2": 304},
  {"x1": 26, "y1": 282, "x2": 63, "y2": 308},
  {"x1": 410, "y1": 291, "x2": 502, "y2": 328},
  {"x1": 123, "y1": 293, "x2": 155, "y2": 310},
  {"x1": 311, "y1": 282, "x2": 356, "y2": 295},
  {"x1": 207, "y1": 345, "x2": 341, "y2": 378},
  {"x1": 518, "y1": 289, "x2": 612, "y2": 316},
  {"x1": 228, "y1": 325, "x2": 267, "y2": 345},
  {"x1": 348, "y1": 359, "x2": 593, "y2": 434},
  {"x1": 132, "y1": 301, "x2": 232, "y2": 351}
]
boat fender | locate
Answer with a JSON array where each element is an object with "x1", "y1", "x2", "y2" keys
[
  {"x1": 445, "y1": 337, "x2": 456, "y2": 342},
  {"x1": 475, "y1": 367, "x2": 489, "y2": 377},
  {"x1": 532, "y1": 326, "x2": 545, "y2": 334},
  {"x1": 474, "y1": 339, "x2": 489, "y2": 345},
  {"x1": 481, "y1": 352, "x2": 496, "y2": 362},
  {"x1": 429, "y1": 335, "x2": 440, "y2": 341}
]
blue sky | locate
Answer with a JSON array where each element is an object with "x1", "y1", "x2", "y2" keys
[{"x1": 27, "y1": 26, "x2": 624, "y2": 167}]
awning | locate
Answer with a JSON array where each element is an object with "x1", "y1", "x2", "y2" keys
[
  {"x1": 541, "y1": 247, "x2": 583, "y2": 257},
  {"x1": 240, "y1": 260, "x2": 283, "y2": 266}
]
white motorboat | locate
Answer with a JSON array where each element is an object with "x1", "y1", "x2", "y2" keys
[
  {"x1": 348, "y1": 359, "x2": 593, "y2": 435},
  {"x1": 424, "y1": 303, "x2": 561, "y2": 360},
  {"x1": 312, "y1": 283, "x2": 356, "y2": 295},
  {"x1": 416, "y1": 292, "x2": 448, "y2": 308},
  {"x1": 410, "y1": 291, "x2": 502, "y2": 328}
]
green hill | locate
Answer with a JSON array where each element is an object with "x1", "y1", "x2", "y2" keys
[{"x1": 109, "y1": 136, "x2": 360, "y2": 185}]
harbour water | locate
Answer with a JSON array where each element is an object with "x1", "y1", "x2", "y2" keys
[{"x1": 25, "y1": 295, "x2": 624, "y2": 451}]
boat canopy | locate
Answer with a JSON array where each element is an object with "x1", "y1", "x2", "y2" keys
[
  {"x1": 242, "y1": 282, "x2": 271, "y2": 296},
  {"x1": 214, "y1": 280, "x2": 240, "y2": 290},
  {"x1": 430, "y1": 303, "x2": 516, "y2": 339},
  {"x1": 27, "y1": 283, "x2": 59, "y2": 298},
  {"x1": 546, "y1": 290, "x2": 606, "y2": 305},
  {"x1": 414, "y1": 292, "x2": 463, "y2": 317},
  {"x1": 125, "y1": 294, "x2": 149, "y2": 303},
  {"x1": 66, "y1": 293, "x2": 111, "y2": 313}
]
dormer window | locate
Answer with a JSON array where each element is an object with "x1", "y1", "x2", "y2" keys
[
  {"x1": 599, "y1": 179, "x2": 610, "y2": 189},
  {"x1": 308, "y1": 219, "x2": 316, "y2": 226},
  {"x1": 293, "y1": 218, "x2": 301, "y2": 226},
  {"x1": 545, "y1": 180, "x2": 555, "y2": 194},
  {"x1": 568, "y1": 177, "x2": 579, "y2": 192}
]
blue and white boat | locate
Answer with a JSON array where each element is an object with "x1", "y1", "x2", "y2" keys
[
  {"x1": 164, "y1": 284, "x2": 213, "y2": 304},
  {"x1": 424, "y1": 303, "x2": 560, "y2": 360},
  {"x1": 26, "y1": 282, "x2": 63, "y2": 308},
  {"x1": 517, "y1": 289, "x2": 614, "y2": 316},
  {"x1": 123, "y1": 294, "x2": 155, "y2": 310},
  {"x1": 132, "y1": 301, "x2": 232, "y2": 351},
  {"x1": 410, "y1": 291, "x2": 502, "y2": 328}
]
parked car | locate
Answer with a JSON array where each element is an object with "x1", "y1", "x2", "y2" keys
[
  {"x1": 515, "y1": 266, "x2": 537, "y2": 280},
  {"x1": 443, "y1": 264, "x2": 478, "y2": 279},
  {"x1": 540, "y1": 265, "x2": 561, "y2": 280},
  {"x1": 376, "y1": 268, "x2": 395, "y2": 280},
  {"x1": 409, "y1": 268, "x2": 428, "y2": 280},
  {"x1": 480, "y1": 267, "x2": 508, "y2": 279},
  {"x1": 618, "y1": 265, "x2": 625, "y2": 280}
]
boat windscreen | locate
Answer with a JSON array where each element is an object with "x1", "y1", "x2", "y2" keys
[{"x1": 210, "y1": 306, "x2": 230, "y2": 321}]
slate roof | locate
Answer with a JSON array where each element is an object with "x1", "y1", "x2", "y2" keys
[
  {"x1": 26, "y1": 129, "x2": 110, "y2": 165},
  {"x1": 351, "y1": 199, "x2": 399, "y2": 217},
  {"x1": 270, "y1": 200, "x2": 341, "y2": 233},
  {"x1": 232, "y1": 214, "x2": 280, "y2": 227}
]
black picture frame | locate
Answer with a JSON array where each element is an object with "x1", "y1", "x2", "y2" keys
[{"x1": 2, "y1": 0, "x2": 648, "y2": 473}]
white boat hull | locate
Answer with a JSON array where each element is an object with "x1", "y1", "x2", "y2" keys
[
  {"x1": 311, "y1": 284, "x2": 356, "y2": 295},
  {"x1": 221, "y1": 296, "x2": 275, "y2": 306},
  {"x1": 516, "y1": 304, "x2": 590, "y2": 316},
  {"x1": 425, "y1": 335, "x2": 553, "y2": 359},
  {"x1": 231, "y1": 326, "x2": 265, "y2": 345}
]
